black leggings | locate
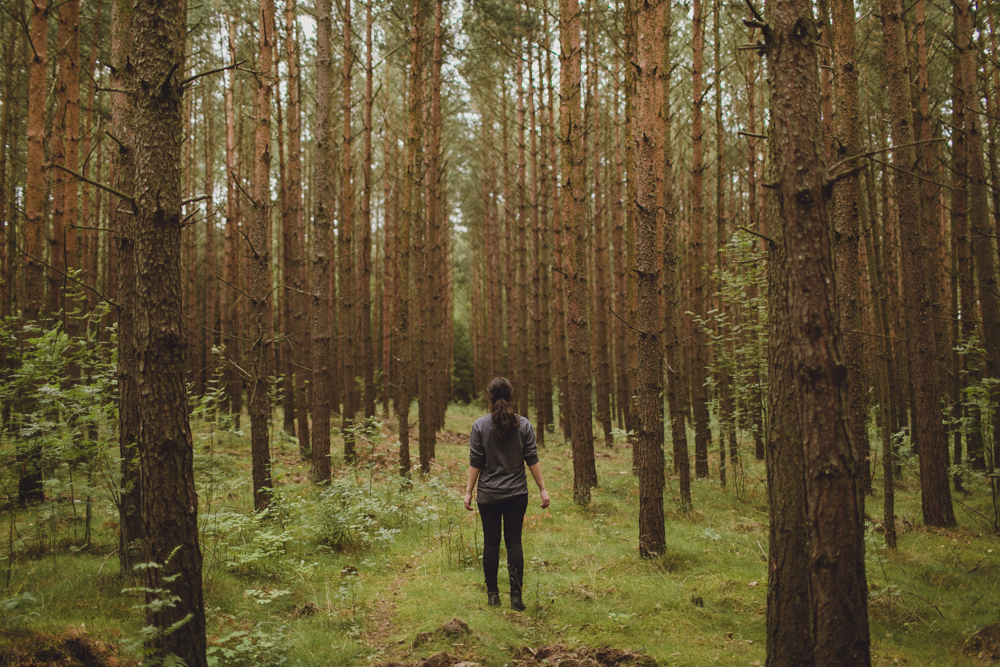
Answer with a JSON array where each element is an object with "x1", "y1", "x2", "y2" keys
[{"x1": 477, "y1": 494, "x2": 529, "y2": 595}]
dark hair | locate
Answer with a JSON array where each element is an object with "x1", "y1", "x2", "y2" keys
[{"x1": 488, "y1": 377, "x2": 518, "y2": 438}]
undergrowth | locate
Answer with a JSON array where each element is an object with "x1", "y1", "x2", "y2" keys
[{"x1": 0, "y1": 403, "x2": 998, "y2": 666}]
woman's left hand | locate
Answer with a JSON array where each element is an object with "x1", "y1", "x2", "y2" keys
[{"x1": 463, "y1": 491, "x2": 474, "y2": 511}]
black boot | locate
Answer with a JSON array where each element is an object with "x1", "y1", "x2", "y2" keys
[
  {"x1": 488, "y1": 592, "x2": 501, "y2": 607},
  {"x1": 510, "y1": 593, "x2": 526, "y2": 611}
]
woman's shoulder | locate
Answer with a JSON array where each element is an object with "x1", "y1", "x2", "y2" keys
[
  {"x1": 517, "y1": 415, "x2": 534, "y2": 431},
  {"x1": 472, "y1": 414, "x2": 493, "y2": 430}
]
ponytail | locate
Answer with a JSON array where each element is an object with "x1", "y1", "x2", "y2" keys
[{"x1": 488, "y1": 377, "x2": 518, "y2": 438}]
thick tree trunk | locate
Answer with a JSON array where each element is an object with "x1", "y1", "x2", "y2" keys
[
  {"x1": 312, "y1": 0, "x2": 334, "y2": 484},
  {"x1": 764, "y1": 0, "x2": 871, "y2": 658},
  {"x1": 249, "y1": 0, "x2": 276, "y2": 511},
  {"x1": 560, "y1": 0, "x2": 597, "y2": 504},
  {"x1": 634, "y1": 0, "x2": 666, "y2": 556},
  {"x1": 131, "y1": 0, "x2": 207, "y2": 659},
  {"x1": 879, "y1": 0, "x2": 955, "y2": 527}
]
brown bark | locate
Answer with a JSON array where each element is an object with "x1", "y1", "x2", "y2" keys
[
  {"x1": 611, "y1": 50, "x2": 631, "y2": 440},
  {"x1": 662, "y1": 0, "x2": 690, "y2": 509},
  {"x1": 589, "y1": 22, "x2": 612, "y2": 449},
  {"x1": 111, "y1": 0, "x2": 141, "y2": 574},
  {"x1": 24, "y1": 0, "x2": 47, "y2": 324},
  {"x1": 0, "y1": 2, "x2": 17, "y2": 322},
  {"x1": 57, "y1": 0, "x2": 81, "y2": 316},
  {"x1": 419, "y1": 0, "x2": 444, "y2": 471},
  {"x1": 713, "y1": 0, "x2": 734, "y2": 485},
  {"x1": 957, "y1": 0, "x2": 1000, "y2": 496},
  {"x1": 689, "y1": 0, "x2": 712, "y2": 479},
  {"x1": 763, "y1": 0, "x2": 871, "y2": 657},
  {"x1": 361, "y1": 0, "x2": 375, "y2": 420},
  {"x1": 284, "y1": 1, "x2": 310, "y2": 457},
  {"x1": 223, "y1": 18, "x2": 243, "y2": 428},
  {"x1": 382, "y1": 110, "x2": 395, "y2": 416},
  {"x1": 560, "y1": 0, "x2": 597, "y2": 504},
  {"x1": 312, "y1": 0, "x2": 334, "y2": 484},
  {"x1": 830, "y1": 0, "x2": 869, "y2": 501},
  {"x1": 18, "y1": 0, "x2": 48, "y2": 506},
  {"x1": 763, "y1": 138, "x2": 812, "y2": 667},
  {"x1": 249, "y1": 0, "x2": 276, "y2": 512},
  {"x1": 202, "y1": 87, "x2": 217, "y2": 410},
  {"x1": 132, "y1": 0, "x2": 207, "y2": 658},
  {"x1": 530, "y1": 37, "x2": 549, "y2": 446},
  {"x1": 634, "y1": 0, "x2": 666, "y2": 556},
  {"x1": 81, "y1": 0, "x2": 103, "y2": 313},
  {"x1": 545, "y1": 13, "x2": 570, "y2": 440},
  {"x1": 517, "y1": 33, "x2": 531, "y2": 424},
  {"x1": 398, "y1": 0, "x2": 423, "y2": 476},
  {"x1": 879, "y1": 0, "x2": 955, "y2": 527},
  {"x1": 341, "y1": 0, "x2": 357, "y2": 463}
]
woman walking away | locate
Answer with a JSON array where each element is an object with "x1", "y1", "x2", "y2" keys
[{"x1": 464, "y1": 377, "x2": 550, "y2": 610}]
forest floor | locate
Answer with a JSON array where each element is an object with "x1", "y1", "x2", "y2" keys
[{"x1": 1, "y1": 402, "x2": 999, "y2": 666}]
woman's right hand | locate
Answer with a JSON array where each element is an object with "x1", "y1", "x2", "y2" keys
[{"x1": 540, "y1": 489, "x2": 550, "y2": 509}]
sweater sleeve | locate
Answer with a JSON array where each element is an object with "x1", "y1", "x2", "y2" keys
[
  {"x1": 522, "y1": 420, "x2": 539, "y2": 466},
  {"x1": 469, "y1": 421, "x2": 486, "y2": 468}
]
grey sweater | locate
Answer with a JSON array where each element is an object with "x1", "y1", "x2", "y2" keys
[{"x1": 469, "y1": 414, "x2": 539, "y2": 504}]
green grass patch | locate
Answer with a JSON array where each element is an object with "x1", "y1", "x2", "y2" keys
[{"x1": 0, "y1": 407, "x2": 998, "y2": 666}]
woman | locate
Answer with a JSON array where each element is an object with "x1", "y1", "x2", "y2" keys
[{"x1": 464, "y1": 377, "x2": 550, "y2": 610}]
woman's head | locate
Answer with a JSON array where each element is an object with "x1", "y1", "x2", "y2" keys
[{"x1": 488, "y1": 377, "x2": 517, "y2": 438}]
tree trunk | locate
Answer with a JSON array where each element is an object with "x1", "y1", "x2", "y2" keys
[
  {"x1": 284, "y1": 2, "x2": 310, "y2": 457},
  {"x1": 957, "y1": 0, "x2": 1000, "y2": 495},
  {"x1": 223, "y1": 18, "x2": 243, "y2": 429},
  {"x1": 763, "y1": 0, "x2": 872, "y2": 657},
  {"x1": 132, "y1": 0, "x2": 207, "y2": 659},
  {"x1": 419, "y1": 0, "x2": 444, "y2": 471},
  {"x1": 830, "y1": 0, "x2": 869, "y2": 502},
  {"x1": 560, "y1": 0, "x2": 597, "y2": 504},
  {"x1": 312, "y1": 0, "x2": 334, "y2": 484},
  {"x1": 23, "y1": 0, "x2": 47, "y2": 325},
  {"x1": 662, "y1": 0, "x2": 691, "y2": 510},
  {"x1": 634, "y1": 0, "x2": 666, "y2": 556},
  {"x1": 689, "y1": 0, "x2": 712, "y2": 480},
  {"x1": 879, "y1": 0, "x2": 955, "y2": 527},
  {"x1": 0, "y1": 0, "x2": 19, "y2": 324},
  {"x1": 341, "y1": 0, "x2": 357, "y2": 463},
  {"x1": 398, "y1": 0, "x2": 423, "y2": 476},
  {"x1": 249, "y1": 0, "x2": 276, "y2": 512},
  {"x1": 111, "y1": 0, "x2": 141, "y2": 573},
  {"x1": 360, "y1": 0, "x2": 375, "y2": 420}
]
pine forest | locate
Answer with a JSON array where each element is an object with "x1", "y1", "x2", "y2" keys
[{"x1": 0, "y1": 0, "x2": 999, "y2": 663}]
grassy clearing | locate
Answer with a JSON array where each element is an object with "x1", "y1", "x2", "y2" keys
[{"x1": 1, "y1": 403, "x2": 998, "y2": 666}]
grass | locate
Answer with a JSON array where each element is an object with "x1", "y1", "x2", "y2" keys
[{"x1": 1, "y1": 402, "x2": 999, "y2": 666}]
